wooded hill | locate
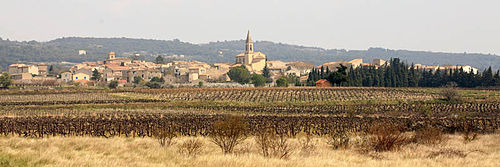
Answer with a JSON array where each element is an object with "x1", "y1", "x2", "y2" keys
[{"x1": 0, "y1": 37, "x2": 499, "y2": 72}]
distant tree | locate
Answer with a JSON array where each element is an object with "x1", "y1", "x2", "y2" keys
[
  {"x1": 326, "y1": 64, "x2": 348, "y2": 86},
  {"x1": 108, "y1": 80, "x2": 118, "y2": 89},
  {"x1": 150, "y1": 77, "x2": 165, "y2": 83},
  {"x1": 146, "y1": 81, "x2": 161, "y2": 89},
  {"x1": 90, "y1": 70, "x2": 101, "y2": 81},
  {"x1": 155, "y1": 55, "x2": 165, "y2": 64},
  {"x1": 133, "y1": 76, "x2": 143, "y2": 84},
  {"x1": 48, "y1": 65, "x2": 53, "y2": 72},
  {"x1": 262, "y1": 65, "x2": 271, "y2": 78},
  {"x1": 275, "y1": 77, "x2": 288, "y2": 87},
  {"x1": 251, "y1": 74, "x2": 266, "y2": 87},
  {"x1": 227, "y1": 66, "x2": 251, "y2": 84},
  {"x1": 0, "y1": 73, "x2": 12, "y2": 89}
]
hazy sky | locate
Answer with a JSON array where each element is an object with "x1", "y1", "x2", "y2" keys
[{"x1": 1, "y1": 0, "x2": 499, "y2": 55}]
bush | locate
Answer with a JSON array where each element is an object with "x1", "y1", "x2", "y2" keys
[
  {"x1": 210, "y1": 116, "x2": 248, "y2": 154},
  {"x1": 367, "y1": 122, "x2": 408, "y2": 152},
  {"x1": 177, "y1": 138, "x2": 204, "y2": 157},
  {"x1": 254, "y1": 128, "x2": 293, "y2": 159},
  {"x1": 462, "y1": 124, "x2": 479, "y2": 144},
  {"x1": 327, "y1": 130, "x2": 350, "y2": 149},
  {"x1": 154, "y1": 128, "x2": 177, "y2": 147},
  {"x1": 275, "y1": 77, "x2": 288, "y2": 87},
  {"x1": 413, "y1": 126, "x2": 446, "y2": 145},
  {"x1": 133, "y1": 76, "x2": 143, "y2": 84},
  {"x1": 108, "y1": 80, "x2": 118, "y2": 89},
  {"x1": 441, "y1": 88, "x2": 459, "y2": 102},
  {"x1": 0, "y1": 73, "x2": 12, "y2": 89},
  {"x1": 251, "y1": 74, "x2": 266, "y2": 87},
  {"x1": 227, "y1": 66, "x2": 251, "y2": 84},
  {"x1": 198, "y1": 81, "x2": 204, "y2": 88},
  {"x1": 298, "y1": 133, "x2": 316, "y2": 156},
  {"x1": 145, "y1": 81, "x2": 161, "y2": 89}
]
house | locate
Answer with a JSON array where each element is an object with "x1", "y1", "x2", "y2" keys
[
  {"x1": 73, "y1": 69, "x2": 92, "y2": 81},
  {"x1": 315, "y1": 79, "x2": 332, "y2": 87},
  {"x1": 8, "y1": 64, "x2": 39, "y2": 76},
  {"x1": 60, "y1": 72, "x2": 73, "y2": 82}
]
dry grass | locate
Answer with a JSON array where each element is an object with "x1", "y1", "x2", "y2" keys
[{"x1": 0, "y1": 134, "x2": 499, "y2": 167}]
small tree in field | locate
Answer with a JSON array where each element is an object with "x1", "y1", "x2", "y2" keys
[
  {"x1": 227, "y1": 66, "x2": 251, "y2": 84},
  {"x1": 276, "y1": 77, "x2": 288, "y2": 87},
  {"x1": 251, "y1": 74, "x2": 266, "y2": 87},
  {"x1": 0, "y1": 73, "x2": 12, "y2": 89},
  {"x1": 108, "y1": 80, "x2": 118, "y2": 89},
  {"x1": 210, "y1": 116, "x2": 249, "y2": 154}
]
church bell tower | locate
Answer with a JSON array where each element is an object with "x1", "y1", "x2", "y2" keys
[{"x1": 245, "y1": 30, "x2": 254, "y2": 54}]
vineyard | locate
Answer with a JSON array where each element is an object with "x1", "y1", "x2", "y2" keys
[{"x1": 0, "y1": 87, "x2": 499, "y2": 138}]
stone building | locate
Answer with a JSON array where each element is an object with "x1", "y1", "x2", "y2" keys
[{"x1": 235, "y1": 31, "x2": 267, "y2": 73}]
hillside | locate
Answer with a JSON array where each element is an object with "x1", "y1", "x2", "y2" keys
[{"x1": 0, "y1": 37, "x2": 499, "y2": 72}]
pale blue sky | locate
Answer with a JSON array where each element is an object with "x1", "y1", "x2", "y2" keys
[{"x1": 1, "y1": 0, "x2": 499, "y2": 55}]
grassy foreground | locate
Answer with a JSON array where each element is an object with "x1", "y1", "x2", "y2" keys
[{"x1": 0, "y1": 134, "x2": 499, "y2": 167}]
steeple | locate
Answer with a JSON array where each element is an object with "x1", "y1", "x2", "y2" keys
[{"x1": 245, "y1": 30, "x2": 254, "y2": 54}]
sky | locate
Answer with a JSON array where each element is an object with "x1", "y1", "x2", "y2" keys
[{"x1": 1, "y1": 0, "x2": 499, "y2": 55}]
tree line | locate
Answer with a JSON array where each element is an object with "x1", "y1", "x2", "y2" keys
[{"x1": 307, "y1": 58, "x2": 500, "y2": 88}]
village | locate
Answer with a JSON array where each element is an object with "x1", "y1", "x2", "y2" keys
[{"x1": 6, "y1": 32, "x2": 479, "y2": 88}]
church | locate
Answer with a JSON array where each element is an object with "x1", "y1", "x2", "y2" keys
[{"x1": 235, "y1": 31, "x2": 267, "y2": 73}]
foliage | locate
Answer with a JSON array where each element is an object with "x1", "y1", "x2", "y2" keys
[
  {"x1": 327, "y1": 130, "x2": 350, "y2": 149},
  {"x1": 262, "y1": 65, "x2": 271, "y2": 79},
  {"x1": 308, "y1": 58, "x2": 500, "y2": 88},
  {"x1": 150, "y1": 77, "x2": 164, "y2": 83},
  {"x1": 133, "y1": 76, "x2": 143, "y2": 84},
  {"x1": 227, "y1": 66, "x2": 251, "y2": 84},
  {"x1": 441, "y1": 88, "x2": 459, "y2": 102},
  {"x1": 0, "y1": 73, "x2": 12, "y2": 89},
  {"x1": 210, "y1": 116, "x2": 248, "y2": 154},
  {"x1": 413, "y1": 126, "x2": 446, "y2": 145},
  {"x1": 367, "y1": 122, "x2": 409, "y2": 152},
  {"x1": 145, "y1": 81, "x2": 161, "y2": 89},
  {"x1": 154, "y1": 128, "x2": 177, "y2": 147},
  {"x1": 90, "y1": 70, "x2": 101, "y2": 81},
  {"x1": 177, "y1": 138, "x2": 204, "y2": 157},
  {"x1": 254, "y1": 128, "x2": 293, "y2": 159},
  {"x1": 198, "y1": 81, "x2": 204, "y2": 88},
  {"x1": 108, "y1": 80, "x2": 118, "y2": 89},
  {"x1": 251, "y1": 74, "x2": 266, "y2": 87},
  {"x1": 155, "y1": 55, "x2": 164, "y2": 64},
  {"x1": 275, "y1": 77, "x2": 288, "y2": 87}
]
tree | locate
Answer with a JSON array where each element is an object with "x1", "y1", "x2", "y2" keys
[
  {"x1": 326, "y1": 64, "x2": 348, "y2": 86},
  {"x1": 251, "y1": 74, "x2": 266, "y2": 87},
  {"x1": 150, "y1": 77, "x2": 165, "y2": 83},
  {"x1": 198, "y1": 81, "x2": 204, "y2": 88},
  {"x1": 48, "y1": 65, "x2": 53, "y2": 72},
  {"x1": 210, "y1": 116, "x2": 248, "y2": 154},
  {"x1": 155, "y1": 55, "x2": 164, "y2": 64},
  {"x1": 262, "y1": 65, "x2": 271, "y2": 79},
  {"x1": 276, "y1": 77, "x2": 288, "y2": 87},
  {"x1": 133, "y1": 76, "x2": 143, "y2": 84},
  {"x1": 227, "y1": 66, "x2": 251, "y2": 84},
  {"x1": 146, "y1": 81, "x2": 161, "y2": 88},
  {"x1": 0, "y1": 73, "x2": 12, "y2": 89},
  {"x1": 108, "y1": 80, "x2": 118, "y2": 89},
  {"x1": 146, "y1": 76, "x2": 164, "y2": 88},
  {"x1": 90, "y1": 70, "x2": 101, "y2": 81}
]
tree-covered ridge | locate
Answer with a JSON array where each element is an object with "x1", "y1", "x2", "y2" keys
[
  {"x1": 307, "y1": 58, "x2": 500, "y2": 88},
  {"x1": 0, "y1": 37, "x2": 499, "y2": 72}
]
